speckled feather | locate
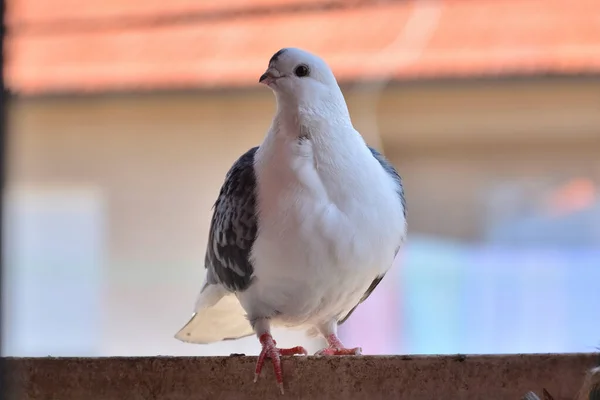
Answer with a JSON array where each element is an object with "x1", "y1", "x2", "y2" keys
[{"x1": 205, "y1": 147, "x2": 259, "y2": 292}]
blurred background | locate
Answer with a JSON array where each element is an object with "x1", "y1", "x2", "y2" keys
[{"x1": 2, "y1": 0, "x2": 600, "y2": 357}]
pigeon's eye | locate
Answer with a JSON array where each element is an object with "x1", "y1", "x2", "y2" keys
[{"x1": 294, "y1": 64, "x2": 310, "y2": 78}]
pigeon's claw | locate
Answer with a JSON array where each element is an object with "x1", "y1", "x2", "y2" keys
[
  {"x1": 315, "y1": 333, "x2": 362, "y2": 356},
  {"x1": 254, "y1": 333, "x2": 307, "y2": 394},
  {"x1": 315, "y1": 346, "x2": 362, "y2": 356}
]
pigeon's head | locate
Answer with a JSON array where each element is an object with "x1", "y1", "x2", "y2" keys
[{"x1": 259, "y1": 48, "x2": 341, "y2": 104}]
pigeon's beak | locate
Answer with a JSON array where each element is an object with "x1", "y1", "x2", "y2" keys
[{"x1": 259, "y1": 68, "x2": 281, "y2": 86}]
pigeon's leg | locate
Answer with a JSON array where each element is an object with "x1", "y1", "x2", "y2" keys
[
  {"x1": 315, "y1": 321, "x2": 362, "y2": 356},
  {"x1": 252, "y1": 318, "x2": 308, "y2": 394}
]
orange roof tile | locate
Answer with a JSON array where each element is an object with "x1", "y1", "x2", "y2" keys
[
  {"x1": 5, "y1": 0, "x2": 600, "y2": 95},
  {"x1": 6, "y1": 0, "x2": 338, "y2": 25}
]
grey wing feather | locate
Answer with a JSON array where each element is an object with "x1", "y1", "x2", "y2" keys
[
  {"x1": 204, "y1": 147, "x2": 259, "y2": 292},
  {"x1": 338, "y1": 146, "x2": 406, "y2": 325},
  {"x1": 368, "y1": 146, "x2": 407, "y2": 219}
]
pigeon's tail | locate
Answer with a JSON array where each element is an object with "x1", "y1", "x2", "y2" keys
[{"x1": 174, "y1": 284, "x2": 254, "y2": 344}]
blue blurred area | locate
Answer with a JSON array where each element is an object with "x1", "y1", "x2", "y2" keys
[
  {"x1": 400, "y1": 237, "x2": 600, "y2": 355},
  {"x1": 3, "y1": 188, "x2": 105, "y2": 356}
]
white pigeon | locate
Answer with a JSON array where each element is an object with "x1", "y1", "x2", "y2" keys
[{"x1": 175, "y1": 48, "x2": 407, "y2": 393}]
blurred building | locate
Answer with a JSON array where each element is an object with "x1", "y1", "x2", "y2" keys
[{"x1": 3, "y1": 0, "x2": 600, "y2": 357}]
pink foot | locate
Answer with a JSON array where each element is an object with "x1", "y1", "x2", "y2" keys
[
  {"x1": 315, "y1": 333, "x2": 363, "y2": 356},
  {"x1": 254, "y1": 333, "x2": 308, "y2": 394},
  {"x1": 315, "y1": 347, "x2": 362, "y2": 356}
]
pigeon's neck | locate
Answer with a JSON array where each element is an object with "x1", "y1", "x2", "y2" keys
[{"x1": 274, "y1": 92, "x2": 353, "y2": 139}]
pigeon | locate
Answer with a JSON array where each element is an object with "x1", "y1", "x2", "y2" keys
[{"x1": 175, "y1": 47, "x2": 407, "y2": 393}]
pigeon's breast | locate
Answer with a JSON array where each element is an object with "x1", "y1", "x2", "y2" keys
[{"x1": 243, "y1": 136, "x2": 406, "y2": 323}]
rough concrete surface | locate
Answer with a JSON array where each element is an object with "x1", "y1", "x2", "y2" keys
[{"x1": 4, "y1": 353, "x2": 599, "y2": 400}]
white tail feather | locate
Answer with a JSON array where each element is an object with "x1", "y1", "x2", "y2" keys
[{"x1": 175, "y1": 285, "x2": 254, "y2": 344}]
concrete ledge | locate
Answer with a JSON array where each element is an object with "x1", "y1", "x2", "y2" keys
[{"x1": 5, "y1": 353, "x2": 599, "y2": 400}]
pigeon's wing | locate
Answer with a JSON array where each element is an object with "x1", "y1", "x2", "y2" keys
[
  {"x1": 175, "y1": 147, "x2": 259, "y2": 344},
  {"x1": 338, "y1": 146, "x2": 406, "y2": 325},
  {"x1": 368, "y1": 146, "x2": 407, "y2": 219},
  {"x1": 204, "y1": 146, "x2": 259, "y2": 292}
]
